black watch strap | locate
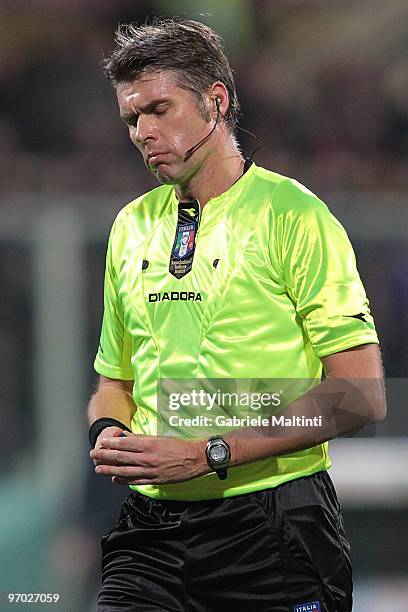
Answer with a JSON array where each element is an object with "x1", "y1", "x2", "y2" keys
[
  {"x1": 215, "y1": 468, "x2": 228, "y2": 480},
  {"x1": 88, "y1": 417, "x2": 131, "y2": 448}
]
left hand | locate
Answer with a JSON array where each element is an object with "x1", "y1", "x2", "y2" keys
[{"x1": 90, "y1": 432, "x2": 210, "y2": 485}]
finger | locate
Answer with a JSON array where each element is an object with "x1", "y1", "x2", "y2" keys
[
  {"x1": 112, "y1": 476, "x2": 155, "y2": 486},
  {"x1": 91, "y1": 448, "x2": 149, "y2": 466},
  {"x1": 95, "y1": 464, "x2": 152, "y2": 479},
  {"x1": 90, "y1": 449, "x2": 103, "y2": 466},
  {"x1": 113, "y1": 429, "x2": 125, "y2": 436},
  {"x1": 112, "y1": 476, "x2": 138, "y2": 485},
  {"x1": 99, "y1": 434, "x2": 146, "y2": 452}
]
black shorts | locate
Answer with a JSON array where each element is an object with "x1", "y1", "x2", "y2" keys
[{"x1": 97, "y1": 471, "x2": 352, "y2": 612}]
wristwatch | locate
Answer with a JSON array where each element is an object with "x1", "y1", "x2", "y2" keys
[{"x1": 206, "y1": 436, "x2": 231, "y2": 480}]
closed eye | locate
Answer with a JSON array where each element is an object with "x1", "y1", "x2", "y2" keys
[
  {"x1": 153, "y1": 105, "x2": 169, "y2": 117},
  {"x1": 122, "y1": 114, "x2": 139, "y2": 128},
  {"x1": 121, "y1": 101, "x2": 170, "y2": 127}
]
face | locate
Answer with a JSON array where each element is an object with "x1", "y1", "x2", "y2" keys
[{"x1": 117, "y1": 70, "x2": 214, "y2": 185}]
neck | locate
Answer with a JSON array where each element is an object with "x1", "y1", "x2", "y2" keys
[{"x1": 175, "y1": 137, "x2": 245, "y2": 207}]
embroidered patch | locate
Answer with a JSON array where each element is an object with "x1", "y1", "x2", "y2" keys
[
  {"x1": 173, "y1": 223, "x2": 196, "y2": 259},
  {"x1": 294, "y1": 602, "x2": 321, "y2": 612},
  {"x1": 169, "y1": 200, "x2": 200, "y2": 279}
]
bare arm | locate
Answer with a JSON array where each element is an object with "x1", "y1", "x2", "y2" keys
[
  {"x1": 87, "y1": 375, "x2": 137, "y2": 448},
  {"x1": 224, "y1": 343, "x2": 387, "y2": 466}
]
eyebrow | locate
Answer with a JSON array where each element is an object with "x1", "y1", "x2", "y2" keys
[{"x1": 120, "y1": 98, "x2": 171, "y2": 123}]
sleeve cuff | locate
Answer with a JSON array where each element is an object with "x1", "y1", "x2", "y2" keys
[
  {"x1": 313, "y1": 332, "x2": 379, "y2": 359},
  {"x1": 94, "y1": 356, "x2": 134, "y2": 380}
]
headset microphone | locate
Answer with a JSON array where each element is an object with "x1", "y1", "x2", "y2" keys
[{"x1": 183, "y1": 97, "x2": 222, "y2": 162}]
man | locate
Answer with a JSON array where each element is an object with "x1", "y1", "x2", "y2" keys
[{"x1": 88, "y1": 18, "x2": 386, "y2": 612}]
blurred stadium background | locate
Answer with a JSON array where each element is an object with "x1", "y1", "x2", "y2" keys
[{"x1": 0, "y1": 0, "x2": 407, "y2": 610}]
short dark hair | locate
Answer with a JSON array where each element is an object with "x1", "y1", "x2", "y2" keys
[{"x1": 102, "y1": 18, "x2": 241, "y2": 132}]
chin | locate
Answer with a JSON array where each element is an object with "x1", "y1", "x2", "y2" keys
[{"x1": 154, "y1": 165, "x2": 180, "y2": 185}]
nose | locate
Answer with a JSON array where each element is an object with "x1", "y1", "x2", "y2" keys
[{"x1": 131, "y1": 114, "x2": 156, "y2": 147}]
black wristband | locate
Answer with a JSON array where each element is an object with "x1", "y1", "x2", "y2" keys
[{"x1": 88, "y1": 417, "x2": 131, "y2": 448}]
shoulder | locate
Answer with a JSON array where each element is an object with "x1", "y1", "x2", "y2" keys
[
  {"x1": 255, "y1": 167, "x2": 350, "y2": 264},
  {"x1": 252, "y1": 165, "x2": 330, "y2": 218},
  {"x1": 115, "y1": 183, "x2": 174, "y2": 227},
  {"x1": 109, "y1": 183, "x2": 174, "y2": 245},
  {"x1": 248, "y1": 164, "x2": 287, "y2": 199},
  {"x1": 269, "y1": 175, "x2": 331, "y2": 224}
]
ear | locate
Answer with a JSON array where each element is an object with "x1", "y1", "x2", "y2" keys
[{"x1": 209, "y1": 82, "x2": 229, "y2": 118}]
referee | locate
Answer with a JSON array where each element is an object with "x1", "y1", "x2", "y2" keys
[{"x1": 88, "y1": 19, "x2": 386, "y2": 612}]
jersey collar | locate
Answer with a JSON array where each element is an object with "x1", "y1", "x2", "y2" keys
[{"x1": 171, "y1": 160, "x2": 257, "y2": 208}]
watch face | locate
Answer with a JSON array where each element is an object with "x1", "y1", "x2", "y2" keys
[{"x1": 210, "y1": 444, "x2": 227, "y2": 463}]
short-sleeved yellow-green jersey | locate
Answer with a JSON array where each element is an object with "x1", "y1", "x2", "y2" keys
[{"x1": 94, "y1": 162, "x2": 378, "y2": 500}]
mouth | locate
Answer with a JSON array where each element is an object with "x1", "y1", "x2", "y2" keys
[{"x1": 146, "y1": 152, "x2": 168, "y2": 166}]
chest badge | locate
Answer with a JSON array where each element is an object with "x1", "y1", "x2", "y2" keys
[
  {"x1": 169, "y1": 200, "x2": 200, "y2": 279},
  {"x1": 174, "y1": 223, "x2": 196, "y2": 259}
]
